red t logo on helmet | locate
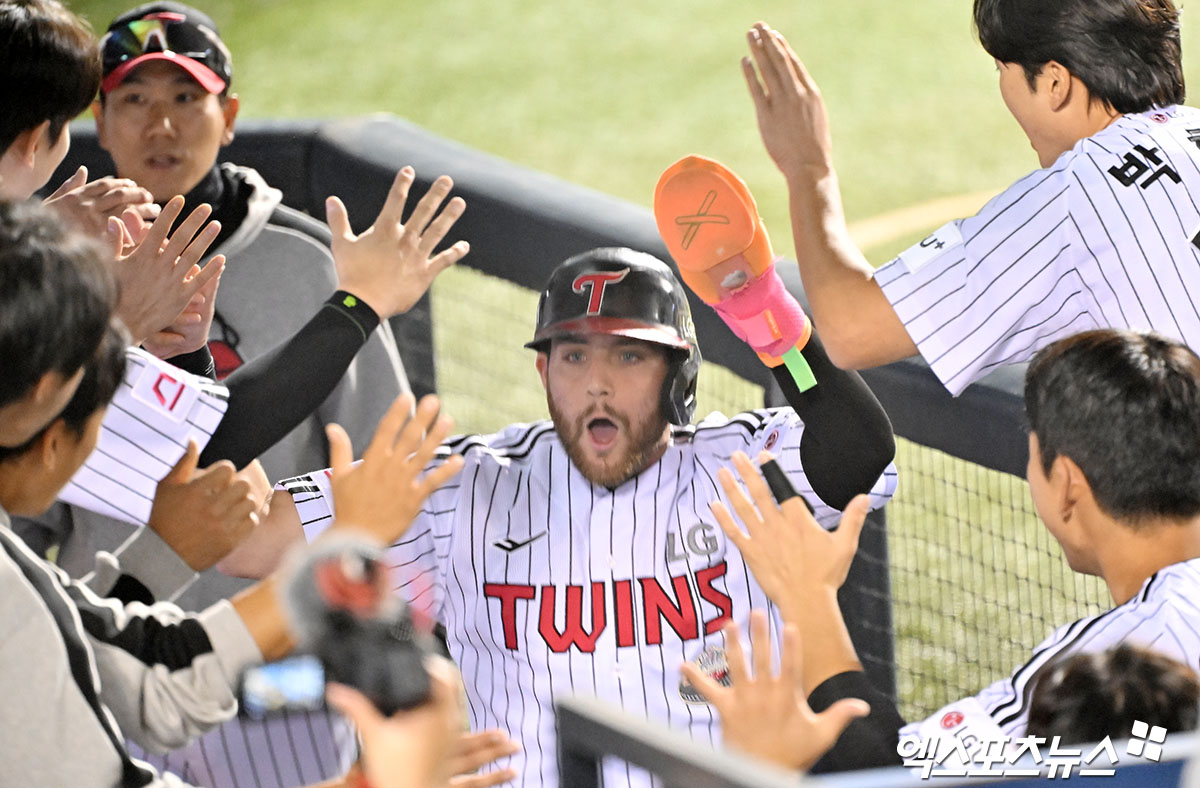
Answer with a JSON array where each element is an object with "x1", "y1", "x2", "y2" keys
[{"x1": 572, "y1": 269, "x2": 629, "y2": 315}]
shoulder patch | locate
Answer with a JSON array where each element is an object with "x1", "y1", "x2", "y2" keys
[
  {"x1": 129, "y1": 363, "x2": 200, "y2": 425},
  {"x1": 897, "y1": 221, "x2": 964, "y2": 274}
]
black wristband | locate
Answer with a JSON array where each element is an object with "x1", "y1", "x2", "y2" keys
[
  {"x1": 164, "y1": 346, "x2": 216, "y2": 379},
  {"x1": 326, "y1": 291, "x2": 381, "y2": 339}
]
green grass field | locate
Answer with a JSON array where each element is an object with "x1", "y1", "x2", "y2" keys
[
  {"x1": 69, "y1": 0, "x2": 1199, "y2": 262},
  {"x1": 65, "y1": 0, "x2": 1198, "y2": 719}
]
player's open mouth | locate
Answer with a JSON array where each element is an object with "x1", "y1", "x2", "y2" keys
[
  {"x1": 145, "y1": 154, "x2": 181, "y2": 169},
  {"x1": 586, "y1": 417, "x2": 619, "y2": 449}
]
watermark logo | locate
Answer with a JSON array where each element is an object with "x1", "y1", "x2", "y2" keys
[
  {"x1": 1126, "y1": 720, "x2": 1167, "y2": 761},
  {"x1": 898, "y1": 720, "x2": 1167, "y2": 779}
]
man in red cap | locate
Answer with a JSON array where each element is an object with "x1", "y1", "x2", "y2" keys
[
  {"x1": 69, "y1": 5, "x2": 408, "y2": 786},
  {"x1": 92, "y1": 2, "x2": 408, "y2": 485}
]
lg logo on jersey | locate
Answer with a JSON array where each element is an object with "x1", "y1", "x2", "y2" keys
[
  {"x1": 484, "y1": 561, "x2": 733, "y2": 653},
  {"x1": 665, "y1": 522, "x2": 718, "y2": 562}
]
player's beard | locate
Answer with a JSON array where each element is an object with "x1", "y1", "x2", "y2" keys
[{"x1": 549, "y1": 398, "x2": 669, "y2": 488}]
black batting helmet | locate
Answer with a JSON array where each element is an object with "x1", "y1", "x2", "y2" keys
[{"x1": 525, "y1": 248, "x2": 701, "y2": 426}]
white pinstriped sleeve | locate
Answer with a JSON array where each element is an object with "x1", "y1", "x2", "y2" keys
[
  {"x1": 873, "y1": 166, "x2": 1099, "y2": 395},
  {"x1": 58, "y1": 347, "x2": 230, "y2": 526},
  {"x1": 277, "y1": 449, "x2": 457, "y2": 625}
]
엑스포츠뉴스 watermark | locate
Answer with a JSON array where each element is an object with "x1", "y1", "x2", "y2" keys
[{"x1": 898, "y1": 720, "x2": 1168, "y2": 779}]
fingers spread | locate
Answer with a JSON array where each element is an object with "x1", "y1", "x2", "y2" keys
[
  {"x1": 137, "y1": 196, "x2": 186, "y2": 257},
  {"x1": 325, "y1": 195, "x2": 353, "y2": 243},
  {"x1": 161, "y1": 203, "x2": 215, "y2": 263},
  {"x1": 377, "y1": 167, "x2": 417, "y2": 229},
  {"x1": 405, "y1": 176, "x2": 454, "y2": 240},
  {"x1": 429, "y1": 240, "x2": 470, "y2": 275},
  {"x1": 416, "y1": 195, "x2": 466, "y2": 259}
]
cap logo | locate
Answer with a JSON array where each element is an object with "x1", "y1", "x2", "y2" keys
[{"x1": 572, "y1": 269, "x2": 629, "y2": 315}]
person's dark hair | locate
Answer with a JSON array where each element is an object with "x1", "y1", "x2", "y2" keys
[
  {"x1": 0, "y1": 322, "x2": 127, "y2": 464},
  {"x1": 0, "y1": 200, "x2": 117, "y2": 409},
  {"x1": 1025, "y1": 329, "x2": 1200, "y2": 523},
  {"x1": 0, "y1": 0, "x2": 101, "y2": 156},
  {"x1": 973, "y1": 0, "x2": 1184, "y2": 113},
  {"x1": 1027, "y1": 644, "x2": 1200, "y2": 744}
]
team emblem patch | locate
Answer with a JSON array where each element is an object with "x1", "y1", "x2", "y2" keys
[
  {"x1": 1151, "y1": 112, "x2": 1170, "y2": 124},
  {"x1": 941, "y1": 711, "x2": 965, "y2": 730},
  {"x1": 678, "y1": 644, "x2": 731, "y2": 704},
  {"x1": 130, "y1": 363, "x2": 199, "y2": 425},
  {"x1": 763, "y1": 429, "x2": 780, "y2": 451}
]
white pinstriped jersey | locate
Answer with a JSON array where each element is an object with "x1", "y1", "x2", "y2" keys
[
  {"x1": 282, "y1": 407, "x2": 898, "y2": 788},
  {"x1": 899, "y1": 558, "x2": 1200, "y2": 748},
  {"x1": 58, "y1": 347, "x2": 229, "y2": 525},
  {"x1": 874, "y1": 105, "x2": 1200, "y2": 395}
]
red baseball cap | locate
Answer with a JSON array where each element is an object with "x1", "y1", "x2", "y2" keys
[{"x1": 99, "y1": 3, "x2": 232, "y2": 95}]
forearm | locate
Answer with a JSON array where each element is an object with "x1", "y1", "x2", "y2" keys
[
  {"x1": 230, "y1": 575, "x2": 294, "y2": 662},
  {"x1": 778, "y1": 586, "x2": 862, "y2": 694},
  {"x1": 784, "y1": 171, "x2": 915, "y2": 369},
  {"x1": 771, "y1": 330, "x2": 894, "y2": 510},
  {"x1": 199, "y1": 292, "x2": 380, "y2": 468}
]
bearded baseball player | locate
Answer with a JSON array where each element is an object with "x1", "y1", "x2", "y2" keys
[
  {"x1": 742, "y1": 0, "x2": 1200, "y2": 395},
  {"x1": 268, "y1": 173, "x2": 898, "y2": 785}
]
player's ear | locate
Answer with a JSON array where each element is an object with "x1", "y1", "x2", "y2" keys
[
  {"x1": 535, "y1": 352, "x2": 549, "y2": 390},
  {"x1": 36, "y1": 419, "x2": 68, "y2": 471},
  {"x1": 7, "y1": 121, "x2": 49, "y2": 168},
  {"x1": 219, "y1": 94, "x2": 240, "y2": 147},
  {"x1": 1054, "y1": 454, "x2": 1090, "y2": 524},
  {"x1": 1042, "y1": 60, "x2": 1073, "y2": 111}
]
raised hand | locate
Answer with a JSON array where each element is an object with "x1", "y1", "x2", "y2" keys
[
  {"x1": 141, "y1": 268, "x2": 221, "y2": 359},
  {"x1": 680, "y1": 611, "x2": 869, "y2": 772},
  {"x1": 43, "y1": 166, "x2": 159, "y2": 240},
  {"x1": 711, "y1": 451, "x2": 869, "y2": 612},
  {"x1": 743, "y1": 22, "x2": 835, "y2": 181},
  {"x1": 106, "y1": 196, "x2": 226, "y2": 346},
  {"x1": 147, "y1": 440, "x2": 259, "y2": 572},
  {"x1": 325, "y1": 393, "x2": 464, "y2": 546},
  {"x1": 326, "y1": 167, "x2": 469, "y2": 318}
]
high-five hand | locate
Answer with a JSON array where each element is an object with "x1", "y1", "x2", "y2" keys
[{"x1": 326, "y1": 167, "x2": 469, "y2": 318}]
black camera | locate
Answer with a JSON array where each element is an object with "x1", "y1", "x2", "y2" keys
[{"x1": 249, "y1": 535, "x2": 435, "y2": 718}]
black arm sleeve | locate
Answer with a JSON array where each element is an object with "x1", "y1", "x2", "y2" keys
[
  {"x1": 807, "y1": 670, "x2": 907, "y2": 773},
  {"x1": 197, "y1": 292, "x2": 381, "y2": 468},
  {"x1": 772, "y1": 329, "x2": 895, "y2": 510},
  {"x1": 163, "y1": 346, "x2": 216, "y2": 379}
]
